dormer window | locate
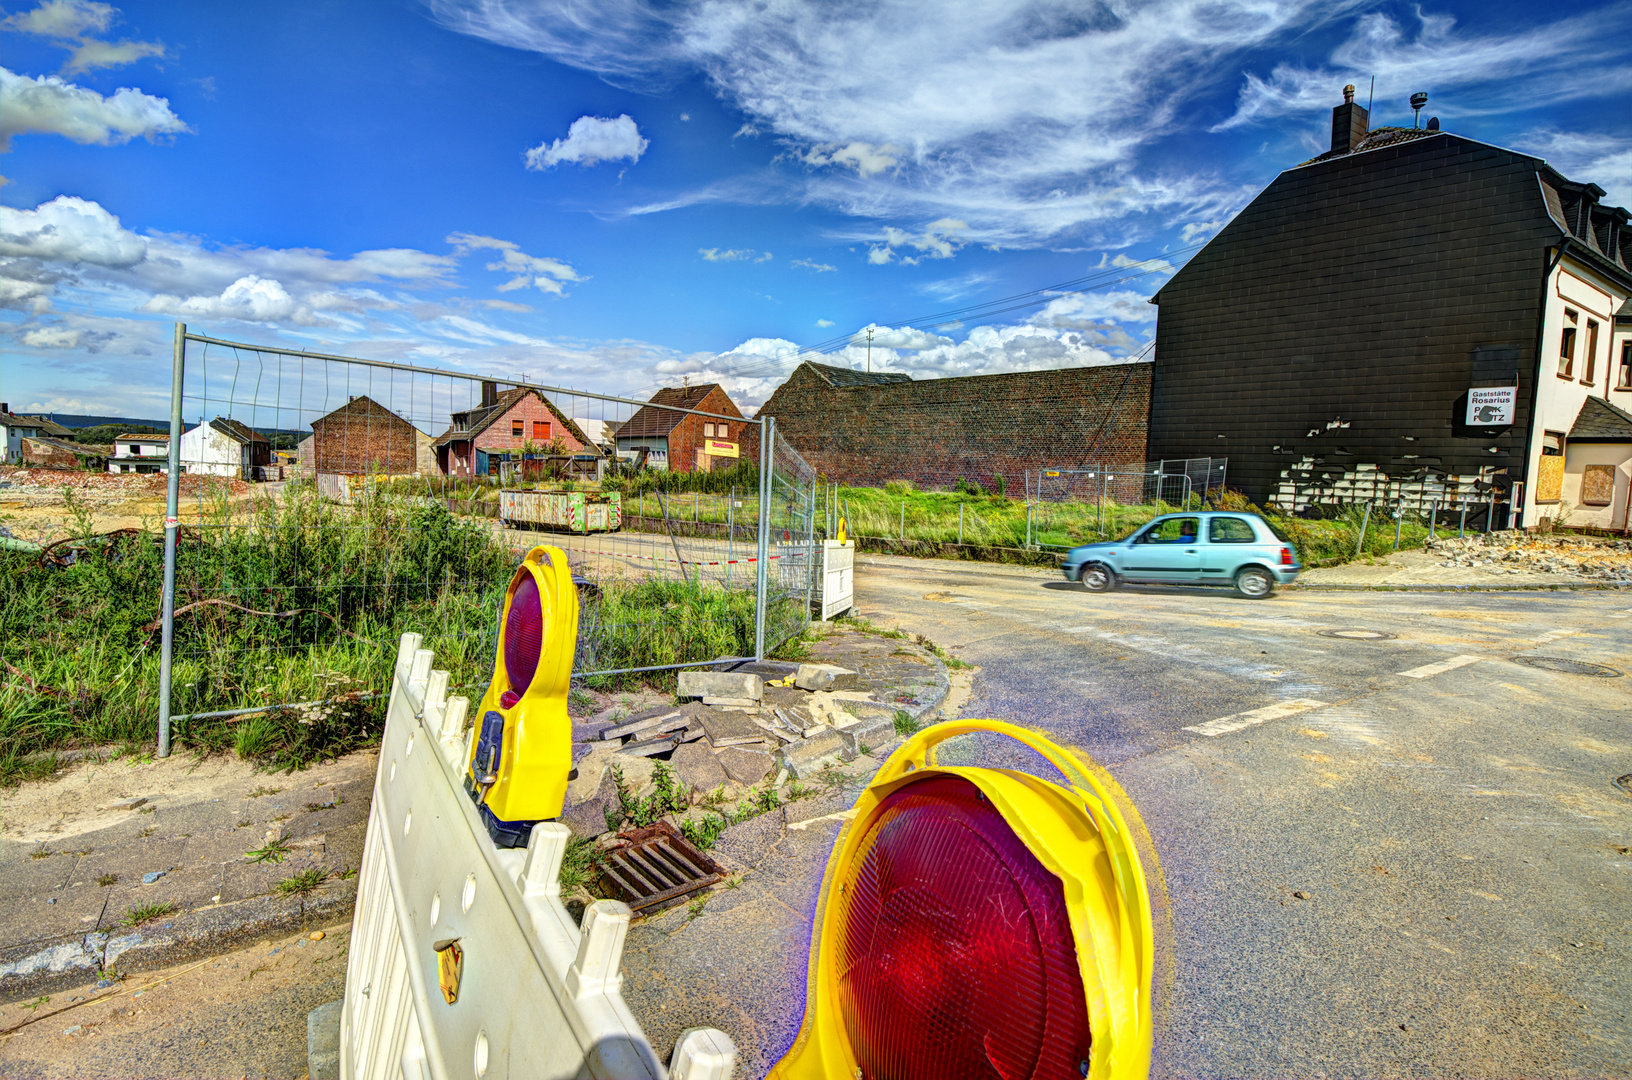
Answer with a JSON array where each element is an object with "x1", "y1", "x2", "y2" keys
[{"x1": 1557, "y1": 308, "x2": 1578, "y2": 378}]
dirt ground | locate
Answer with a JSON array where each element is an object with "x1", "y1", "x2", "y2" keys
[
  {"x1": 0, "y1": 920, "x2": 349, "y2": 1079},
  {"x1": 0, "y1": 466, "x2": 260, "y2": 544}
]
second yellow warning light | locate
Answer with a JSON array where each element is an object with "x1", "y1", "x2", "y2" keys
[{"x1": 770, "y1": 719, "x2": 1156, "y2": 1080}]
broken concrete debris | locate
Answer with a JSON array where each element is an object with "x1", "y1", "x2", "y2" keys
[
  {"x1": 794, "y1": 663, "x2": 859, "y2": 692},
  {"x1": 677, "y1": 670, "x2": 763, "y2": 702}
]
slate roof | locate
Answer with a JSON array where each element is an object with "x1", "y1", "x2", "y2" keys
[
  {"x1": 1568, "y1": 396, "x2": 1632, "y2": 442},
  {"x1": 429, "y1": 388, "x2": 596, "y2": 452},
  {"x1": 804, "y1": 361, "x2": 913, "y2": 388},
  {"x1": 0, "y1": 414, "x2": 73, "y2": 436},
  {"x1": 209, "y1": 417, "x2": 270, "y2": 444},
  {"x1": 619, "y1": 385, "x2": 732, "y2": 440}
]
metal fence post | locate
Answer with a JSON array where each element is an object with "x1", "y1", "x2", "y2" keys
[
  {"x1": 1393, "y1": 496, "x2": 1403, "y2": 551},
  {"x1": 959, "y1": 503, "x2": 964, "y2": 545},
  {"x1": 1459, "y1": 505, "x2": 1467, "y2": 538},
  {"x1": 899, "y1": 500, "x2": 905, "y2": 541},
  {"x1": 753, "y1": 417, "x2": 773, "y2": 661},
  {"x1": 806, "y1": 475, "x2": 817, "y2": 609},
  {"x1": 1354, "y1": 501, "x2": 1372, "y2": 556},
  {"x1": 1428, "y1": 499, "x2": 1437, "y2": 541},
  {"x1": 157, "y1": 322, "x2": 185, "y2": 758}
]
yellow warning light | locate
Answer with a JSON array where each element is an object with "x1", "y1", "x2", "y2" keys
[
  {"x1": 835, "y1": 517, "x2": 847, "y2": 546},
  {"x1": 770, "y1": 719, "x2": 1155, "y2": 1080},
  {"x1": 464, "y1": 545, "x2": 579, "y2": 848}
]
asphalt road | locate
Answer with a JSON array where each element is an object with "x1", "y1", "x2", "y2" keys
[{"x1": 850, "y1": 553, "x2": 1631, "y2": 1078}]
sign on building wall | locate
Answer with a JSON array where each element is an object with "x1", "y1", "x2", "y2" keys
[
  {"x1": 705, "y1": 439, "x2": 739, "y2": 459},
  {"x1": 1466, "y1": 386, "x2": 1517, "y2": 426}
]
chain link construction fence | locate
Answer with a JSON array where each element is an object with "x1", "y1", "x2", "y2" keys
[{"x1": 153, "y1": 325, "x2": 814, "y2": 755}]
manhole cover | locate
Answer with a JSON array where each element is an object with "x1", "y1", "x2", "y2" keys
[
  {"x1": 1512, "y1": 656, "x2": 1623, "y2": 678},
  {"x1": 1316, "y1": 629, "x2": 1398, "y2": 640}
]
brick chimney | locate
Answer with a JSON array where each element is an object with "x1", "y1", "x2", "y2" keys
[
  {"x1": 1330, "y1": 84, "x2": 1369, "y2": 155},
  {"x1": 481, "y1": 381, "x2": 497, "y2": 408}
]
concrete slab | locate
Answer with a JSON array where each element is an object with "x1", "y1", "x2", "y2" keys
[
  {"x1": 714, "y1": 746, "x2": 776, "y2": 786},
  {"x1": 678, "y1": 670, "x2": 763, "y2": 702},
  {"x1": 670, "y1": 741, "x2": 730, "y2": 796},
  {"x1": 794, "y1": 663, "x2": 859, "y2": 692}
]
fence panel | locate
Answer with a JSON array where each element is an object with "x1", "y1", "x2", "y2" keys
[{"x1": 156, "y1": 325, "x2": 802, "y2": 754}]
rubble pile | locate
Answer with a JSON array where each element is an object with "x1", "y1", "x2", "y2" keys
[
  {"x1": 1431, "y1": 532, "x2": 1632, "y2": 580},
  {"x1": 0, "y1": 465, "x2": 249, "y2": 498}
]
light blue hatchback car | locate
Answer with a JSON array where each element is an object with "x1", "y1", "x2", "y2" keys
[{"x1": 1061, "y1": 512, "x2": 1302, "y2": 598}]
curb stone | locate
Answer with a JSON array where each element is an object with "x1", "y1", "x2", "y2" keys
[{"x1": 0, "y1": 881, "x2": 356, "y2": 1003}]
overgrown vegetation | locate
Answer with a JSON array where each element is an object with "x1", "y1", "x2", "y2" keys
[
  {"x1": 120, "y1": 900, "x2": 176, "y2": 926},
  {"x1": 276, "y1": 867, "x2": 331, "y2": 897}
]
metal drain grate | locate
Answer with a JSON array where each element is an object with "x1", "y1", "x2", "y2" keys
[
  {"x1": 1316, "y1": 629, "x2": 1398, "y2": 640},
  {"x1": 1512, "y1": 656, "x2": 1623, "y2": 678},
  {"x1": 598, "y1": 821, "x2": 724, "y2": 913}
]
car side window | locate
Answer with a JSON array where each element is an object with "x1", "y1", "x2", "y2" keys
[
  {"x1": 1209, "y1": 517, "x2": 1257, "y2": 543},
  {"x1": 1138, "y1": 517, "x2": 1200, "y2": 544}
]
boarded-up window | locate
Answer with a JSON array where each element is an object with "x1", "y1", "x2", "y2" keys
[
  {"x1": 533, "y1": 420, "x2": 551, "y2": 440},
  {"x1": 1536, "y1": 432, "x2": 1566, "y2": 502},
  {"x1": 1580, "y1": 464, "x2": 1615, "y2": 506},
  {"x1": 512, "y1": 420, "x2": 524, "y2": 436}
]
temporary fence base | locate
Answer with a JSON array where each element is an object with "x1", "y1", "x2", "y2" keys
[{"x1": 340, "y1": 633, "x2": 736, "y2": 1080}]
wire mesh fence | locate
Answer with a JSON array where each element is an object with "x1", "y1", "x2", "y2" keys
[{"x1": 154, "y1": 325, "x2": 813, "y2": 754}]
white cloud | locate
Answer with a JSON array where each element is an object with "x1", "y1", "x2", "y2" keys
[
  {"x1": 1, "y1": 195, "x2": 148, "y2": 266},
  {"x1": 1029, "y1": 289, "x2": 1159, "y2": 331},
  {"x1": 733, "y1": 123, "x2": 759, "y2": 139},
  {"x1": 142, "y1": 274, "x2": 305, "y2": 323},
  {"x1": 524, "y1": 114, "x2": 648, "y2": 169},
  {"x1": 63, "y1": 38, "x2": 166, "y2": 74},
  {"x1": 815, "y1": 318, "x2": 834, "y2": 327},
  {"x1": 1215, "y1": 10, "x2": 1630, "y2": 131},
  {"x1": 480, "y1": 298, "x2": 533, "y2": 313},
  {"x1": 699, "y1": 247, "x2": 770, "y2": 263},
  {"x1": 0, "y1": 67, "x2": 187, "y2": 149},
  {"x1": 802, "y1": 141, "x2": 901, "y2": 177},
  {"x1": 21, "y1": 325, "x2": 82, "y2": 348},
  {"x1": 1518, "y1": 130, "x2": 1632, "y2": 210},
  {"x1": 791, "y1": 258, "x2": 836, "y2": 272},
  {"x1": 1110, "y1": 253, "x2": 1173, "y2": 274},
  {"x1": 853, "y1": 325, "x2": 953, "y2": 351},
  {"x1": 870, "y1": 218, "x2": 968, "y2": 265},
  {"x1": 1180, "y1": 219, "x2": 1228, "y2": 244},
  {"x1": 3, "y1": 1, "x2": 113, "y2": 39},
  {"x1": 447, "y1": 232, "x2": 583, "y2": 295}
]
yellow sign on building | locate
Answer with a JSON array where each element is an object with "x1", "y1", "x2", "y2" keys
[{"x1": 706, "y1": 439, "x2": 739, "y2": 458}]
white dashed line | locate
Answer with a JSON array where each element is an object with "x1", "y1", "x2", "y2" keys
[
  {"x1": 1184, "y1": 698, "x2": 1330, "y2": 738},
  {"x1": 1398, "y1": 655, "x2": 1482, "y2": 679},
  {"x1": 1533, "y1": 628, "x2": 1579, "y2": 643}
]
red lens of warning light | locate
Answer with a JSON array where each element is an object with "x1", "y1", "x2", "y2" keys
[
  {"x1": 835, "y1": 775, "x2": 1091, "y2": 1080},
  {"x1": 501, "y1": 572, "x2": 544, "y2": 702}
]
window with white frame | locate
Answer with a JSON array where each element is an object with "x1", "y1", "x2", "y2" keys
[
  {"x1": 1619, "y1": 341, "x2": 1632, "y2": 390},
  {"x1": 703, "y1": 423, "x2": 714, "y2": 437},
  {"x1": 1583, "y1": 319, "x2": 1600, "y2": 386}
]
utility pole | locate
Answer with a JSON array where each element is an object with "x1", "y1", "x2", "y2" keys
[{"x1": 865, "y1": 325, "x2": 874, "y2": 373}]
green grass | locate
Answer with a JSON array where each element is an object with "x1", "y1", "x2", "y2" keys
[
  {"x1": 120, "y1": 900, "x2": 176, "y2": 926},
  {"x1": 559, "y1": 836, "x2": 601, "y2": 892},
  {"x1": 275, "y1": 867, "x2": 330, "y2": 897},
  {"x1": 245, "y1": 837, "x2": 292, "y2": 864}
]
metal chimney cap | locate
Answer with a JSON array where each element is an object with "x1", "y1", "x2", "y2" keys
[
  {"x1": 1343, "y1": 84, "x2": 1355, "y2": 103},
  {"x1": 1410, "y1": 91, "x2": 1428, "y2": 109}
]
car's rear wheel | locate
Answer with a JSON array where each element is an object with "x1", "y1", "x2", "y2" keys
[
  {"x1": 1235, "y1": 566, "x2": 1275, "y2": 599},
  {"x1": 1080, "y1": 563, "x2": 1115, "y2": 593}
]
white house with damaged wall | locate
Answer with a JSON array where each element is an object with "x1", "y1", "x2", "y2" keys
[{"x1": 177, "y1": 417, "x2": 273, "y2": 479}]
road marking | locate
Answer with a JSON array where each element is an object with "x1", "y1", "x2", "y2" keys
[
  {"x1": 1398, "y1": 655, "x2": 1482, "y2": 679},
  {"x1": 787, "y1": 808, "x2": 858, "y2": 831},
  {"x1": 1184, "y1": 698, "x2": 1330, "y2": 738},
  {"x1": 1533, "y1": 628, "x2": 1579, "y2": 643},
  {"x1": 1061, "y1": 625, "x2": 1098, "y2": 633}
]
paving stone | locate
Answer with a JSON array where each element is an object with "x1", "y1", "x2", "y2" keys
[
  {"x1": 715, "y1": 745, "x2": 777, "y2": 786},
  {"x1": 559, "y1": 769, "x2": 619, "y2": 840},
  {"x1": 677, "y1": 670, "x2": 763, "y2": 702},
  {"x1": 695, "y1": 708, "x2": 764, "y2": 745},
  {"x1": 670, "y1": 741, "x2": 730, "y2": 796},
  {"x1": 794, "y1": 663, "x2": 859, "y2": 692},
  {"x1": 702, "y1": 695, "x2": 760, "y2": 707},
  {"x1": 779, "y1": 729, "x2": 851, "y2": 778}
]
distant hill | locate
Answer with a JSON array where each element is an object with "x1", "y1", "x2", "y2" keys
[
  {"x1": 35, "y1": 414, "x2": 307, "y2": 449},
  {"x1": 40, "y1": 414, "x2": 170, "y2": 430}
]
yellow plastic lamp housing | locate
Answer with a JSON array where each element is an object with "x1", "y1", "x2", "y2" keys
[
  {"x1": 464, "y1": 545, "x2": 580, "y2": 848},
  {"x1": 769, "y1": 720, "x2": 1155, "y2": 1080}
]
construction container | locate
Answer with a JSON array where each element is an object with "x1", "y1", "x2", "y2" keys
[{"x1": 499, "y1": 489, "x2": 622, "y2": 533}]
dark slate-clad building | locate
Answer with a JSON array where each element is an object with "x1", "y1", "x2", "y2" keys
[{"x1": 1149, "y1": 87, "x2": 1631, "y2": 529}]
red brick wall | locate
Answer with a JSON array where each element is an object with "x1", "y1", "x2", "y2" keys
[
  {"x1": 311, "y1": 399, "x2": 418, "y2": 474},
  {"x1": 665, "y1": 386, "x2": 746, "y2": 473},
  {"x1": 755, "y1": 362, "x2": 1151, "y2": 489},
  {"x1": 471, "y1": 393, "x2": 591, "y2": 456}
]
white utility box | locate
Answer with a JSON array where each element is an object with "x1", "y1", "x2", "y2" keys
[{"x1": 818, "y1": 539, "x2": 854, "y2": 620}]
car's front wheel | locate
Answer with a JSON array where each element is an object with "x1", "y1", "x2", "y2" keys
[
  {"x1": 1080, "y1": 563, "x2": 1116, "y2": 593},
  {"x1": 1234, "y1": 566, "x2": 1275, "y2": 599}
]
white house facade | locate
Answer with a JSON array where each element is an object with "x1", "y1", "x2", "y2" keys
[
  {"x1": 178, "y1": 418, "x2": 272, "y2": 479},
  {"x1": 109, "y1": 434, "x2": 170, "y2": 474}
]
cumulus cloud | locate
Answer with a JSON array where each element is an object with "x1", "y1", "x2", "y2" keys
[
  {"x1": 791, "y1": 258, "x2": 836, "y2": 272},
  {"x1": 4, "y1": 2, "x2": 168, "y2": 74},
  {"x1": 815, "y1": 318, "x2": 834, "y2": 327},
  {"x1": 447, "y1": 232, "x2": 583, "y2": 295},
  {"x1": 524, "y1": 114, "x2": 648, "y2": 169},
  {"x1": 0, "y1": 67, "x2": 188, "y2": 149},
  {"x1": 21, "y1": 325, "x2": 82, "y2": 348},
  {"x1": 869, "y1": 219, "x2": 968, "y2": 265},
  {"x1": 1518, "y1": 129, "x2": 1632, "y2": 209},
  {"x1": 699, "y1": 247, "x2": 770, "y2": 263},
  {"x1": 801, "y1": 141, "x2": 901, "y2": 177},
  {"x1": 0, "y1": 195, "x2": 148, "y2": 265}
]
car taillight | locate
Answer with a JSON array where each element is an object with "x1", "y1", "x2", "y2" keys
[
  {"x1": 500, "y1": 571, "x2": 544, "y2": 708},
  {"x1": 835, "y1": 775, "x2": 1092, "y2": 1080},
  {"x1": 1280, "y1": 546, "x2": 1293, "y2": 566}
]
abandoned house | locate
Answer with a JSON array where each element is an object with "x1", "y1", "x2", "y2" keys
[
  {"x1": 178, "y1": 417, "x2": 273, "y2": 480},
  {"x1": 1148, "y1": 87, "x2": 1631, "y2": 529},
  {"x1": 0, "y1": 407, "x2": 73, "y2": 463},
  {"x1": 754, "y1": 360, "x2": 1152, "y2": 490},
  {"x1": 109, "y1": 433, "x2": 169, "y2": 474},
  {"x1": 21, "y1": 435, "x2": 107, "y2": 470},
  {"x1": 616, "y1": 384, "x2": 746, "y2": 473},
  {"x1": 308, "y1": 396, "x2": 434, "y2": 477},
  {"x1": 431, "y1": 383, "x2": 597, "y2": 478}
]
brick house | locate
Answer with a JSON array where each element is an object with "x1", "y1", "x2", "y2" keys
[
  {"x1": 616, "y1": 385, "x2": 747, "y2": 473},
  {"x1": 21, "y1": 435, "x2": 108, "y2": 469},
  {"x1": 431, "y1": 384, "x2": 597, "y2": 477},
  {"x1": 0, "y1": 406, "x2": 73, "y2": 463},
  {"x1": 309, "y1": 396, "x2": 433, "y2": 476},
  {"x1": 1148, "y1": 87, "x2": 1631, "y2": 528},
  {"x1": 753, "y1": 360, "x2": 1152, "y2": 490}
]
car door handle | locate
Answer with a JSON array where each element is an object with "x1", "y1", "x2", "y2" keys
[{"x1": 1185, "y1": 548, "x2": 1197, "y2": 554}]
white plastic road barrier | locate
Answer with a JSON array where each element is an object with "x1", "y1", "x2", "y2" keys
[{"x1": 341, "y1": 633, "x2": 737, "y2": 1080}]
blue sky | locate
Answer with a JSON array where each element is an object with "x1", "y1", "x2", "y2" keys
[{"x1": 2, "y1": 0, "x2": 1629, "y2": 421}]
